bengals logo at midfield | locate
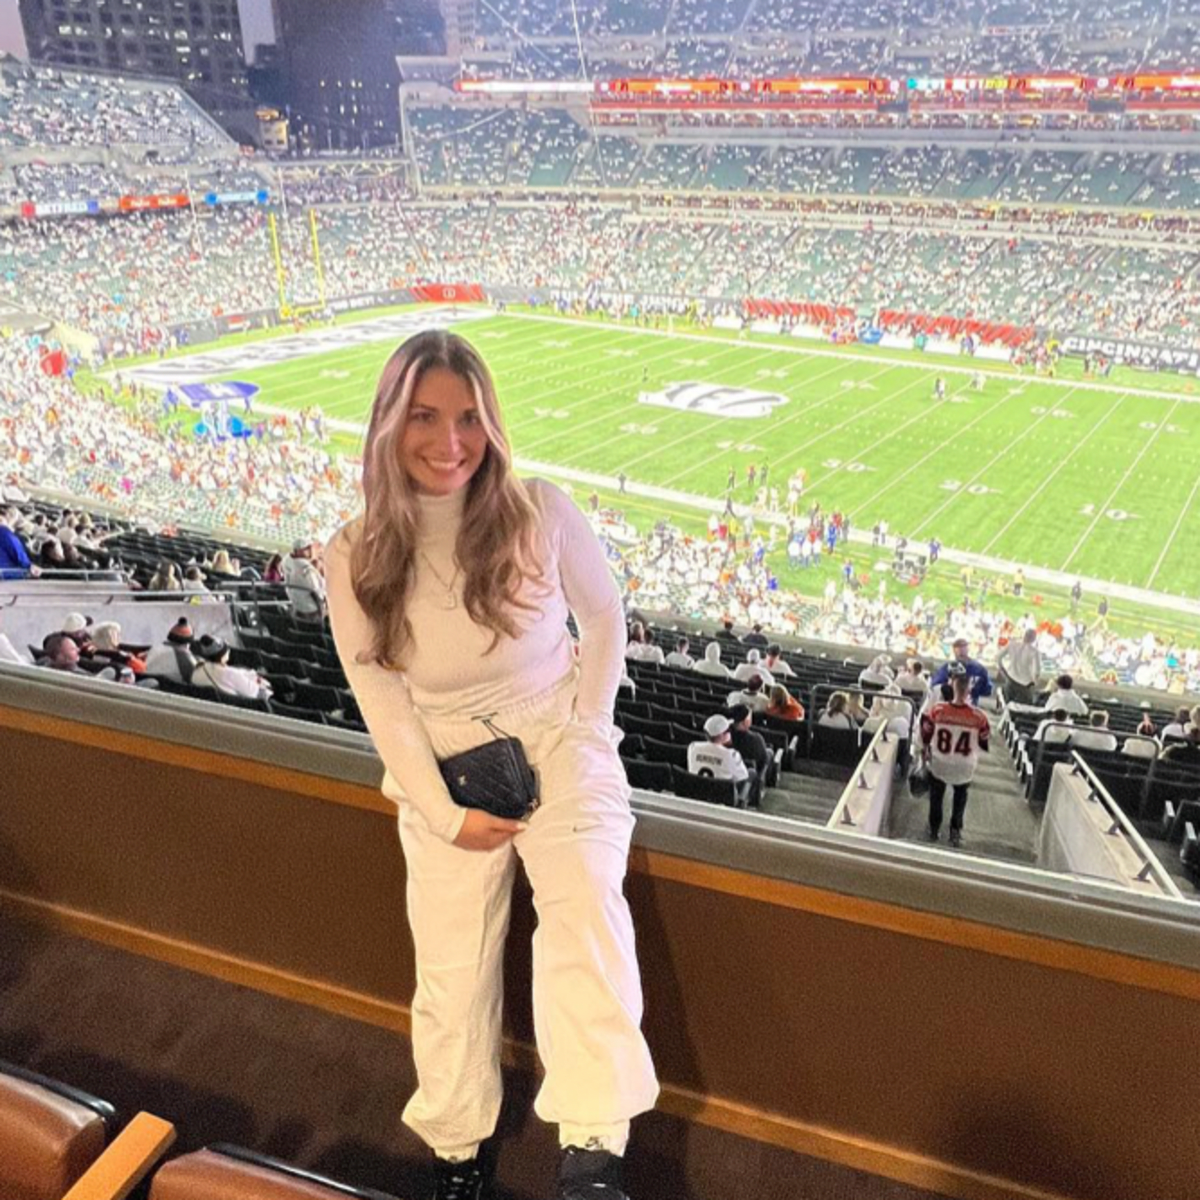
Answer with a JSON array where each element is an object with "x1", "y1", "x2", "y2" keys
[{"x1": 639, "y1": 381, "x2": 790, "y2": 419}]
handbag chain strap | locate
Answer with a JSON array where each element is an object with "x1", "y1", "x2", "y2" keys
[{"x1": 472, "y1": 713, "x2": 515, "y2": 742}]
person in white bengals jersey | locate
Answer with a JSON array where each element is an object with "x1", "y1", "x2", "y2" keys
[{"x1": 918, "y1": 664, "x2": 990, "y2": 847}]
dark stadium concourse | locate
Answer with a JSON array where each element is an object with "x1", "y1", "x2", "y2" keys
[{"x1": 2, "y1": 664, "x2": 1198, "y2": 1200}]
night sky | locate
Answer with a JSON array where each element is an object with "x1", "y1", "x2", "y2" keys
[{"x1": 0, "y1": 0, "x2": 276, "y2": 62}]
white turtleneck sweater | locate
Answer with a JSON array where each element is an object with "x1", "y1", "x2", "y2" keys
[{"x1": 326, "y1": 478, "x2": 625, "y2": 844}]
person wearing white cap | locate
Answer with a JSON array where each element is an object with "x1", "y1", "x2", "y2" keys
[
  {"x1": 283, "y1": 537, "x2": 327, "y2": 620},
  {"x1": 686, "y1": 713, "x2": 751, "y2": 807},
  {"x1": 733, "y1": 647, "x2": 774, "y2": 687}
]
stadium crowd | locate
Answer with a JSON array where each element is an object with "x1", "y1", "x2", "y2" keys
[
  {"x1": 0, "y1": 59, "x2": 224, "y2": 149},
  {"x1": 0, "y1": 340, "x2": 359, "y2": 545}
]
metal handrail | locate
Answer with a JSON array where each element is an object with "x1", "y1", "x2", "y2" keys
[
  {"x1": 829, "y1": 722, "x2": 890, "y2": 830},
  {"x1": 1068, "y1": 753, "x2": 1183, "y2": 899}
]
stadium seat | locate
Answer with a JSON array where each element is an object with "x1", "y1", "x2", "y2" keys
[
  {"x1": 621, "y1": 714, "x2": 673, "y2": 742},
  {"x1": 622, "y1": 757, "x2": 672, "y2": 793},
  {"x1": 670, "y1": 766, "x2": 739, "y2": 807},
  {"x1": 148, "y1": 1143, "x2": 399, "y2": 1200},
  {"x1": 269, "y1": 703, "x2": 328, "y2": 726},
  {"x1": 0, "y1": 1059, "x2": 116, "y2": 1200},
  {"x1": 669, "y1": 721, "x2": 703, "y2": 745},
  {"x1": 643, "y1": 736, "x2": 689, "y2": 769}
]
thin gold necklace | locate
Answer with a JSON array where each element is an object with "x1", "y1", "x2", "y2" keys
[{"x1": 419, "y1": 550, "x2": 461, "y2": 610}]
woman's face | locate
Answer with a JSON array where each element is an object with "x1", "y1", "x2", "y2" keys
[{"x1": 400, "y1": 366, "x2": 489, "y2": 496}]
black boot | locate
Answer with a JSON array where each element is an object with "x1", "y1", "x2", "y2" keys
[
  {"x1": 558, "y1": 1146, "x2": 629, "y2": 1199},
  {"x1": 432, "y1": 1155, "x2": 490, "y2": 1200}
]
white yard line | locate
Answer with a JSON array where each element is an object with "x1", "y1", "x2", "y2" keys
[
  {"x1": 979, "y1": 393, "x2": 1129, "y2": 557},
  {"x1": 1060, "y1": 397, "x2": 1183, "y2": 572},
  {"x1": 1146, "y1": 471, "x2": 1200, "y2": 588},
  {"x1": 907, "y1": 385, "x2": 1083, "y2": 538}
]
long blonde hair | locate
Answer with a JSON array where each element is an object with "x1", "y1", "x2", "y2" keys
[{"x1": 345, "y1": 329, "x2": 545, "y2": 668}]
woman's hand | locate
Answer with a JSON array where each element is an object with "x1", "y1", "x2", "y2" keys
[{"x1": 452, "y1": 808, "x2": 526, "y2": 851}]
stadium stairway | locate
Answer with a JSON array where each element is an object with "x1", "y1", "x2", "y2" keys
[
  {"x1": 886, "y1": 713, "x2": 1039, "y2": 865},
  {"x1": 763, "y1": 767, "x2": 848, "y2": 824}
]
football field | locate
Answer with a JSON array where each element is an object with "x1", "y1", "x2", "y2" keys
[{"x1": 202, "y1": 309, "x2": 1200, "y2": 603}]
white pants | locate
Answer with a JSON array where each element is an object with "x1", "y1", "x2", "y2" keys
[{"x1": 398, "y1": 672, "x2": 660, "y2": 1154}]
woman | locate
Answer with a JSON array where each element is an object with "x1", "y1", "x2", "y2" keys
[
  {"x1": 325, "y1": 331, "x2": 657, "y2": 1200},
  {"x1": 818, "y1": 691, "x2": 856, "y2": 729},
  {"x1": 624, "y1": 620, "x2": 664, "y2": 665},
  {"x1": 190, "y1": 634, "x2": 272, "y2": 700},
  {"x1": 262, "y1": 553, "x2": 285, "y2": 584},
  {"x1": 209, "y1": 548, "x2": 242, "y2": 580},
  {"x1": 90, "y1": 621, "x2": 147, "y2": 676},
  {"x1": 148, "y1": 561, "x2": 181, "y2": 592},
  {"x1": 764, "y1": 683, "x2": 804, "y2": 722}
]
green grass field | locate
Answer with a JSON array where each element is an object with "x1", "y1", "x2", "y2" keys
[{"x1": 118, "y1": 306, "x2": 1200, "y2": 644}]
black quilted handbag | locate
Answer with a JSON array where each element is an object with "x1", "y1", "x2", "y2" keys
[{"x1": 438, "y1": 718, "x2": 539, "y2": 820}]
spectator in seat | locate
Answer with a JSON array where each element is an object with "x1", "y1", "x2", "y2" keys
[
  {"x1": 686, "y1": 713, "x2": 750, "y2": 807},
  {"x1": 1034, "y1": 708, "x2": 1074, "y2": 744},
  {"x1": 181, "y1": 565, "x2": 212, "y2": 597},
  {"x1": 90, "y1": 621, "x2": 146, "y2": 675},
  {"x1": 284, "y1": 538, "x2": 327, "y2": 620},
  {"x1": 1122, "y1": 717, "x2": 1159, "y2": 760},
  {"x1": 858, "y1": 654, "x2": 894, "y2": 690},
  {"x1": 765, "y1": 683, "x2": 804, "y2": 722},
  {"x1": 762, "y1": 643, "x2": 795, "y2": 679},
  {"x1": 864, "y1": 683, "x2": 912, "y2": 739},
  {"x1": 209, "y1": 549, "x2": 240, "y2": 579},
  {"x1": 40, "y1": 631, "x2": 120, "y2": 680},
  {"x1": 727, "y1": 673, "x2": 769, "y2": 713},
  {"x1": 664, "y1": 636, "x2": 693, "y2": 669},
  {"x1": 1071, "y1": 710, "x2": 1118, "y2": 753},
  {"x1": 191, "y1": 634, "x2": 272, "y2": 700},
  {"x1": 262, "y1": 553, "x2": 285, "y2": 584},
  {"x1": 148, "y1": 561, "x2": 181, "y2": 592},
  {"x1": 1043, "y1": 673, "x2": 1088, "y2": 717},
  {"x1": 1161, "y1": 707, "x2": 1192, "y2": 740},
  {"x1": 624, "y1": 621, "x2": 664, "y2": 665},
  {"x1": 897, "y1": 659, "x2": 928, "y2": 702},
  {"x1": 819, "y1": 691, "x2": 856, "y2": 730},
  {"x1": 144, "y1": 617, "x2": 199, "y2": 683},
  {"x1": 742, "y1": 622, "x2": 769, "y2": 648},
  {"x1": 733, "y1": 647, "x2": 773, "y2": 686},
  {"x1": 1161, "y1": 724, "x2": 1200, "y2": 766},
  {"x1": 727, "y1": 703, "x2": 773, "y2": 804},
  {"x1": 715, "y1": 619, "x2": 741, "y2": 646},
  {"x1": 693, "y1": 640, "x2": 731, "y2": 679},
  {"x1": 0, "y1": 509, "x2": 34, "y2": 580},
  {"x1": 38, "y1": 536, "x2": 67, "y2": 571},
  {"x1": 60, "y1": 612, "x2": 94, "y2": 649}
]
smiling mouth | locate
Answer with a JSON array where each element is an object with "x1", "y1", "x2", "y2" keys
[{"x1": 424, "y1": 458, "x2": 466, "y2": 471}]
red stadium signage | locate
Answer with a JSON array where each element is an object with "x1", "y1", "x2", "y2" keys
[
  {"x1": 118, "y1": 193, "x2": 189, "y2": 212},
  {"x1": 878, "y1": 310, "x2": 1035, "y2": 347},
  {"x1": 411, "y1": 283, "x2": 486, "y2": 304}
]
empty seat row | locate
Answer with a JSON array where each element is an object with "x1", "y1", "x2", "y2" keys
[{"x1": 0, "y1": 1058, "x2": 400, "y2": 1200}]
